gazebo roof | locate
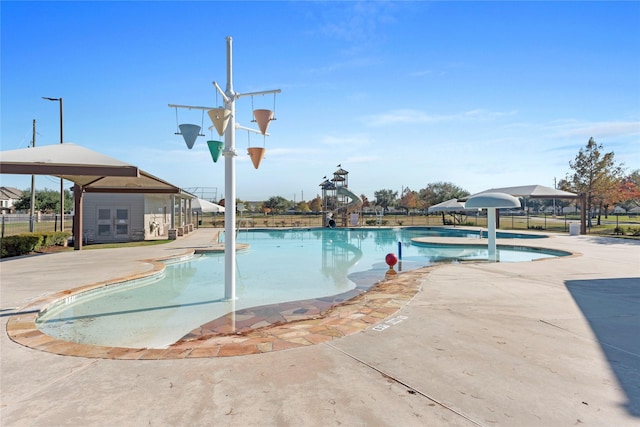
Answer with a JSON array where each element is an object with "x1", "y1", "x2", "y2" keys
[
  {"x1": 0, "y1": 143, "x2": 192, "y2": 195},
  {"x1": 334, "y1": 168, "x2": 349, "y2": 175},
  {"x1": 471, "y1": 184, "x2": 577, "y2": 199}
]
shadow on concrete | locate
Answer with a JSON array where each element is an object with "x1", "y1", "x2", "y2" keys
[
  {"x1": 582, "y1": 236, "x2": 640, "y2": 246},
  {"x1": 565, "y1": 278, "x2": 640, "y2": 417}
]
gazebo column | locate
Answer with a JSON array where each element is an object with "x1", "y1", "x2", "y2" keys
[
  {"x1": 177, "y1": 196, "x2": 185, "y2": 236},
  {"x1": 168, "y1": 194, "x2": 177, "y2": 239},
  {"x1": 73, "y1": 184, "x2": 84, "y2": 250}
]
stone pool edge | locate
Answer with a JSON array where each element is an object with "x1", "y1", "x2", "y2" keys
[
  {"x1": 6, "y1": 260, "x2": 427, "y2": 360},
  {"x1": 6, "y1": 236, "x2": 577, "y2": 360}
]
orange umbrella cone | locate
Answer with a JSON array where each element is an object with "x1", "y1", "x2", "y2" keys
[
  {"x1": 253, "y1": 109, "x2": 273, "y2": 135},
  {"x1": 247, "y1": 147, "x2": 266, "y2": 169}
]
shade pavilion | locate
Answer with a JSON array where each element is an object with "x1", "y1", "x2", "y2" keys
[
  {"x1": 464, "y1": 184, "x2": 585, "y2": 234},
  {"x1": 0, "y1": 143, "x2": 195, "y2": 249}
]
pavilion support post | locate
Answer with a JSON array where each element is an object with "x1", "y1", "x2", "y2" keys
[
  {"x1": 73, "y1": 184, "x2": 83, "y2": 250},
  {"x1": 170, "y1": 195, "x2": 175, "y2": 229}
]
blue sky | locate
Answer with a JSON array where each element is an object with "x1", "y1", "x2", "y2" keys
[{"x1": 2, "y1": 1, "x2": 639, "y2": 202}]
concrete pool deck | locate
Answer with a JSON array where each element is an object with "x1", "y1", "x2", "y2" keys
[{"x1": 1, "y1": 228, "x2": 639, "y2": 426}]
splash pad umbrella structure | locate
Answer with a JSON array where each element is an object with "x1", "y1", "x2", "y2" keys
[
  {"x1": 168, "y1": 36, "x2": 281, "y2": 301},
  {"x1": 465, "y1": 192, "x2": 521, "y2": 261}
]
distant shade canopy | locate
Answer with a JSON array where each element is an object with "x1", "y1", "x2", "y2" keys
[
  {"x1": 469, "y1": 185, "x2": 577, "y2": 199},
  {"x1": 465, "y1": 192, "x2": 521, "y2": 209},
  {"x1": 428, "y1": 198, "x2": 469, "y2": 213},
  {"x1": 191, "y1": 198, "x2": 225, "y2": 213}
]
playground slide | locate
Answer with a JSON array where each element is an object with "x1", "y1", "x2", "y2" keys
[
  {"x1": 337, "y1": 186, "x2": 363, "y2": 210},
  {"x1": 327, "y1": 187, "x2": 363, "y2": 227}
]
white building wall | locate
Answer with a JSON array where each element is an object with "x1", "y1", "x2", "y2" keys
[
  {"x1": 144, "y1": 194, "x2": 172, "y2": 239},
  {"x1": 82, "y1": 193, "x2": 145, "y2": 243}
]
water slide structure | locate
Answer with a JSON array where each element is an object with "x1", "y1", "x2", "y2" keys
[{"x1": 327, "y1": 186, "x2": 363, "y2": 228}]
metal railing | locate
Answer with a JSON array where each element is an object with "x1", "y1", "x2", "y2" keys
[{"x1": 1, "y1": 214, "x2": 74, "y2": 238}]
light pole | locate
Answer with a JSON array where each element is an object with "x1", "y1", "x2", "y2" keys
[
  {"x1": 42, "y1": 96, "x2": 64, "y2": 231},
  {"x1": 29, "y1": 119, "x2": 37, "y2": 232},
  {"x1": 169, "y1": 36, "x2": 280, "y2": 301}
]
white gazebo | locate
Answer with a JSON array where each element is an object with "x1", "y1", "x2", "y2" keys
[{"x1": 0, "y1": 143, "x2": 195, "y2": 249}]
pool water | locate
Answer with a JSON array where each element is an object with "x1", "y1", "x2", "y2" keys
[{"x1": 36, "y1": 227, "x2": 563, "y2": 349}]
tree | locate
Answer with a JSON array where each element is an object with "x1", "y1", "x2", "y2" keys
[
  {"x1": 360, "y1": 194, "x2": 370, "y2": 209},
  {"x1": 619, "y1": 170, "x2": 640, "y2": 210},
  {"x1": 373, "y1": 189, "x2": 398, "y2": 212},
  {"x1": 309, "y1": 195, "x2": 323, "y2": 212},
  {"x1": 553, "y1": 179, "x2": 574, "y2": 214},
  {"x1": 13, "y1": 188, "x2": 73, "y2": 213},
  {"x1": 295, "y1": 201, "x2": 310, "y2": 213},
  {"x1": 263, "y1": 195, "x2": 293, "y2": 213},
  {"x1": 565, "y1": 138, "x2": 624, "y2": 226},
  {"x1": 418, "y1": 182, "x2": 469, "y2": 208},
  {"x1": 628, "y1": 169, "x2": 640, "y2": 188},
  {"x1": 399, "y1": 187, "x2": 420, "y2": 213}
]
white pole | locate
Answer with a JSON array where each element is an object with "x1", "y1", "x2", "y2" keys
[
  {"x1": 224, "y1": 36, "x2": 237, "y2": 301},
  {"x1": 169, "y1": 37, "x2": 279, "y2": 302},
  {"x1": 487, "y1": 207, "x2": 497, "y2": 261}
]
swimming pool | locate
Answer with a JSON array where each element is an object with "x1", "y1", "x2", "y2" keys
[{"x1": 36, "y1": 227, "x2": 565, "y2": 349}]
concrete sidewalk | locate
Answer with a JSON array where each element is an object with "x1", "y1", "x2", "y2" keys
[{"x1": 1, "y1": 229, "x2": 639, "y2": 426}]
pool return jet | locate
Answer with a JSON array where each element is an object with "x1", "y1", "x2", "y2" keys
[{"x1": 169, "y1": 36, "x2": 281, "y2": 301}]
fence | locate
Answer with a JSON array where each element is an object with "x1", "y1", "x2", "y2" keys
[
  {"x1": 1, "y1": 214, "x2": 74, "y2": 238},
  {"x1": 2, "y1": 212, "x2": 582, "y2": 238},
  {"x1": 199, "y1": 212, "x2": 577, "y2": 233}
]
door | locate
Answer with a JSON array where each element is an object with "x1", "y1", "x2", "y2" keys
[{"x1": 96, "y1": 207, "x2": 130, "y2": 240}]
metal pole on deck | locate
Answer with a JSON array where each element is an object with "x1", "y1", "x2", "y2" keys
[
  {"x1": 30, "y1": 120, "x2": 37, "y2": 232},
  {"x1": 168, "y1": 36, "x2": 281, "y2": 301},
  {"x1": 224, "y1": 36, "x2": 237, "y2": 301}
]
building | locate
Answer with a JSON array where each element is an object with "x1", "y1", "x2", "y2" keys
[
  {"x1": 1, "y1": 143, "x2": 196, "y2": 249},
  {"x1": 81, "y1": 192, "x2": 181, "y2": 243},
  {"x1": 0, "y1": 187, "x2": 23, "y2": 214}
]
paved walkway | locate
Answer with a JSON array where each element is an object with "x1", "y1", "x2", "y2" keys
[{"x1": 1, "y1": 228, "x2": 639, "y2": 426}]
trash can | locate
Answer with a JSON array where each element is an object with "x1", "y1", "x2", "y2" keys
[{"x1": 569, "y1": 223, "x2": 580, "y2": 236}]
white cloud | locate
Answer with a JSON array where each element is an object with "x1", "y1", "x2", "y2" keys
[
  {"x1": 362, "y1": 108, "x2": 517, "y2": 126},
  {"x1": 265, "y1": 147, "x2": 318, "y2": 156},
  {"x1": 317, "y1": 1, "x2": 399, "y2": 43},
  {"x1": 345, "y1": 155, "x2": 381, "y2": 164},
  {"x1": 321, "y1": 134, "x2": 371, "y2": 146},
  {"x1": 550, "y1": 120, "x2": 640, "y2": 139},
  {"x1": 304, "y1": 56, "x2": 381, "y2": 75},
  {"x1": 409, "y1": 69, "x2": 433, "y2": 77}
]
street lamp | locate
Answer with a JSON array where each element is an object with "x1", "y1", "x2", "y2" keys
[
  {"x1": 42, "y1": 96, "x2": 64, "y2": 231},
  {"x1": 29, "y1": 119, "x2": 37, "y2": 232}
]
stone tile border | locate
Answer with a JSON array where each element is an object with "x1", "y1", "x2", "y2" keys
[
  {"x1": 6, "y1": 253, "x2": 427, "y2": 359},
  {"x1": 7, "y1": 235, "x2": 573, "y2": 360}
]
